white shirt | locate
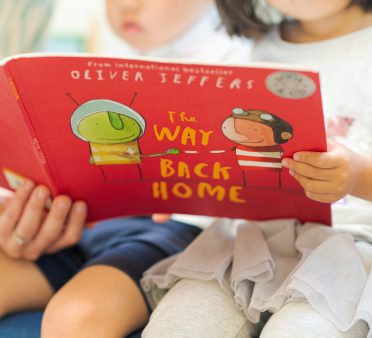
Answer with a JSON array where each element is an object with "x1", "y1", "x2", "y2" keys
[
  {"x1": 94, "y1": 5, "x2": 253, "y2": 64},
  {"x1": 252, "y1": 25, "x2": 372, "y2": 240}
]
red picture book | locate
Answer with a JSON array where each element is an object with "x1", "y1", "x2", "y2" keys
[{"x1": 0, "y1": 54, "x2": 331, "y2": 224}]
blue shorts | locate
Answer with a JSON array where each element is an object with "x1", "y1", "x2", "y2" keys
[{"x1": 35, "y1": 216, "x2": 201, "y2": 295}]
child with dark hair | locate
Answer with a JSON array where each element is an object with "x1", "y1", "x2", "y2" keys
[
  {"x1": 0, "y1": 1, "x2": 252, "y2": 338},
  {"x1": 142, "y1": 1, "x2": 372, "y2": 337}
]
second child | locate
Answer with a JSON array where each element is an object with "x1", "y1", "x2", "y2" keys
[{"x1": 142, "y1": 1, "x2": 372, "y2": 337}]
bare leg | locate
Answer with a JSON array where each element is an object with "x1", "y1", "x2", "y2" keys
[
  {"x1": 0, "y1": 249, "x2": 53, "y2": 317},
  {"x1": 42, "y1": 265, "x2": 148, "y2": 338}
]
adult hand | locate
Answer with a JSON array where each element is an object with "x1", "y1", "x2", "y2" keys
[{"x1": 0, "y1": 180, "x2": 87, "y2": 260}]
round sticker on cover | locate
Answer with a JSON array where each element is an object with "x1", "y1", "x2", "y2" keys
[{"x1": 265, "y1": 71, "x2": 316, "y2": 99}]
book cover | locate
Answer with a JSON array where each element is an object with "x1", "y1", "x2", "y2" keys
[{"x1": 0, "y1": 54, "x2": 331, "y2": 224}]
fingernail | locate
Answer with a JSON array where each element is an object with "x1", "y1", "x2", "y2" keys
[
  {"x1": 56, "y1": 199, "x2": 70, "y2": 211},
  {"x1": 282, "y1": 159, "x2": 289, "y2": 168},
  {"x1": 75, "y1": 202, "x2": 87, "y2": 214},
  {"x1": 23, "y1": 180, "x2": 34, "y2": 192},
  {"x1": 289, "y1": 170, "x2": 294, "y2": 176},
  {"x1": 36, "y1": 187, "x2": 47, "y2": 200},
  {"x1": 293, "y1": 153, "x2": 300, "y2": 161}
]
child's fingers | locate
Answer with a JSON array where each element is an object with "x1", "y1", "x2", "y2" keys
[
  {"x1": 0, "y1": 196, "x2": 12, "y2": 208},
  {"x1": 0, "y1": 191, "x2": 13, "y2": 212},
  {"x1": 290, "y1": 171, "x2": 342, "y2": 200},
  {"x1": 282, "y1": 158, "x2": 334, "y2": 181},
  {"x1": 13, "y1": 186, "x2": 50, "y2": 241},
  {"x1": 22, "y1": 195, "x2": 72, "y2": 260},
  {"x1": 152, "y1": 213, "x2": 172, "y2": 223},
  {"x1": 292, "y1": 150, "x2": 343, "y2": 169},
  {"x1": 4, "y1": 185, "x2": 50, "y2": 258},
  {"x1": 45, "y1": 201, "x2": 87, "y2": 254},
  {"x1": 0, "y1": 180, "x2": 35, "y2": 242}
]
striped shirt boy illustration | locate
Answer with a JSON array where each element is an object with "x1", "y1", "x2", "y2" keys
[{"x1": 221, "y1": 107, "x2": 293, "y2": 187}]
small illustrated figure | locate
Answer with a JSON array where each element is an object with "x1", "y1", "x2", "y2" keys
[
  {"x1": 69, "y1": 95, "x2": 178, "y2": 180},
  {"x1": 221, "y1": 107, "x2": 293, "y2": 188}
]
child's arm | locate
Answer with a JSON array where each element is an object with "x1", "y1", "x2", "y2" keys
[
  {"x1": 0, "y1": 180, "x2": 87, "y2": 261},
  {"x1": 282, "y1": 138, "x2": 372, "y2": 203}
]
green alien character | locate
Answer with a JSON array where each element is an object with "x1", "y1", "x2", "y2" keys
[{"x1": 70, "y1": 98, "x2": 178, "y2": 179}]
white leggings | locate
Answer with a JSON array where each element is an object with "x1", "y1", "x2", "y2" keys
[{"x1": 143, "y1": 279, "x2": 368, "y2": 338}]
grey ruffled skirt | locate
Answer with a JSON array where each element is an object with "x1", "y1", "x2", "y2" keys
[{"x1": 141, "y1": 218, "x2": 372, "y2": 337}]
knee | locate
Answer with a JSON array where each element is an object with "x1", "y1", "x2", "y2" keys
[
  {"x1": 42, "y1": 291, "x2": 97, "y2": 335},
  {"x1": 260, "y1": 302, "x2": 345, "y2": 338},
  {"x1": 0, "y1": 302, "x2": 6, "y2": 318},
  {"x1": 143, "y1": 279, "x2": 252, "y2": 338}
]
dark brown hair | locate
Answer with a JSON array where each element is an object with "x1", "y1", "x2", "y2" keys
[{"x1": 216, "y1": 0, "x2": 372, "y2": 38}]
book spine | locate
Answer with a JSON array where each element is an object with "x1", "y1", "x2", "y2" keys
[{"x1": 0, "y1": 63, "x2": 58, "y2": 194}]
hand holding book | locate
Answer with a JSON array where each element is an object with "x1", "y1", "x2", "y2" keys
[
  {"x1": 282, "y1": 138, "x2": 372, "y2": 203},
  {"x1": 0, "y1": 54, "x2": 331, "y2": 224},
  {"x1": 0, "y1": 181, "x2": 87, "y2": 260}
]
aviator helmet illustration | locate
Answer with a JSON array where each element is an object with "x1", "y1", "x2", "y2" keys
[{"x1": 221, "y1": 107, "x2": 293, "y2": 188}]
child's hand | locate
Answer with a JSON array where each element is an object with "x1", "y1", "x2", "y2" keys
[
  {"x1": 282, "y1": 139, "x2": 361, "y2": 203},
  {"x1": 0, "y1": 181, "x2": 87, "y2": 261},
  {"x1": 152, "y1": 214, "x2": 172, "y2": 223}
]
